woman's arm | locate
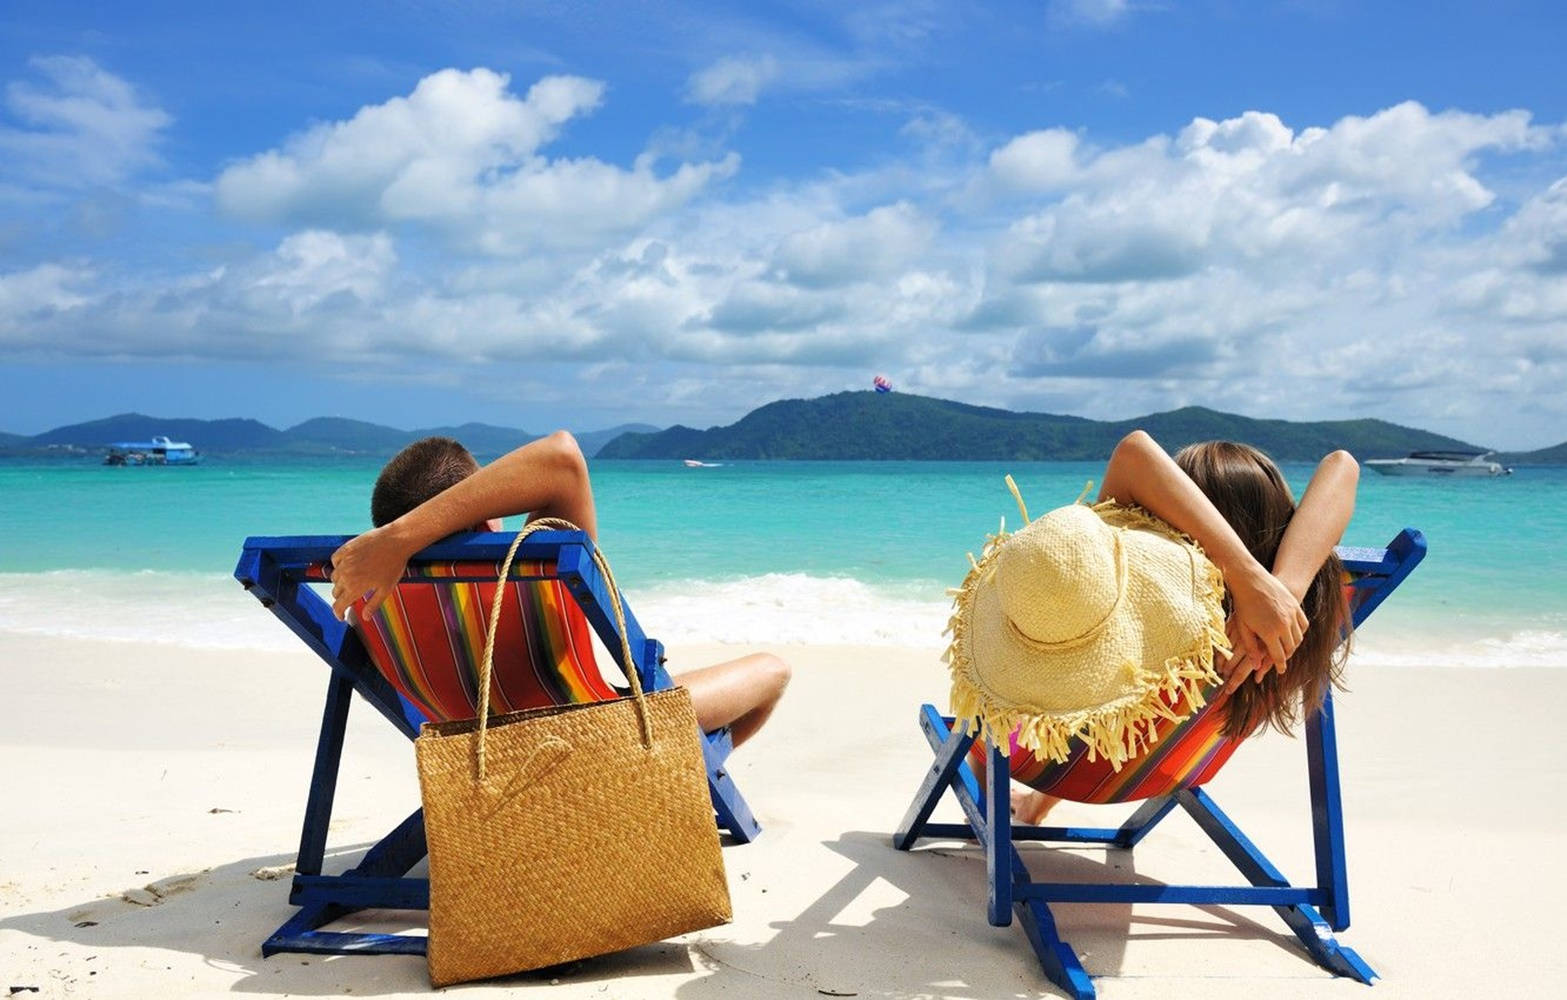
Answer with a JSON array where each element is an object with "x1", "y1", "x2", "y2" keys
[
  {"x1": 1098, "y1": 431, "x2": 1307, "y2": 672},
  {"x1": 1219, "y1": 449, "x2": 1358, "y2": 692},
  {"x1": 1271, "y1": 450, "x2": 1358, "y2": 601},
  {"x1": 329, "y1": 431, "x2": 597, "y2": 620}
]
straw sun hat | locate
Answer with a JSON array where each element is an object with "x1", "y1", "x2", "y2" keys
[{"x1": 946, "y1": 478, "x2": 1231, "y2": 770}]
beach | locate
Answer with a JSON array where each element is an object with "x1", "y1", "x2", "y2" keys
[{"x1": 4, "y1": 631, "x2": 1564, "y2": 1000}]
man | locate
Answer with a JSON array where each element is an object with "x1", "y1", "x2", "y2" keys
[{"x1": 329, "y1": 431, "x2": 789, "y2": 747}]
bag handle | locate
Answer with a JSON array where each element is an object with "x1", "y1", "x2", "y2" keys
[{"x1": 474, "y1": 518, "x2": 652, "y2": 780}]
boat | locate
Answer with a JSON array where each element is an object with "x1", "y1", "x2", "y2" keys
[
  {"x1": 682, "y1": 459, "x2": 722, "y2": 468},
  {"x1": 104, "y1": 435, "x2": 202, "y2": 466},
  {"x1": 1363, "y1": 450, "x2": 1510, "y2": 477}
]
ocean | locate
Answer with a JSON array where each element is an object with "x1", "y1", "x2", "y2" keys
[{"x1": 2, "y1": 456, "x2": 1563, "y2": 667}]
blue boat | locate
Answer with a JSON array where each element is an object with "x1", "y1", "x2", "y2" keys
[{"x1": 104, "y1": 435, "x2": 202, "y2": 466}]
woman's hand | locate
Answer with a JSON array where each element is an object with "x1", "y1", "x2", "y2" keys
[
  {"x1": 329, "y1": 524, "x2": 414, "y2": 621},
  {"x1": 1220, "y1": 565, "x2": 1308, "y2": 692}
]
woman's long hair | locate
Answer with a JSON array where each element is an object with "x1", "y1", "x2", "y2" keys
[{"x1": 1174, "y1": 441, "x2": 1351, "y2": 738}]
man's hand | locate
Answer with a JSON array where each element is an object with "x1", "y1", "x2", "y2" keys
[{"x1": 329, "y1": 525, "x2": 413, "y2": 621}]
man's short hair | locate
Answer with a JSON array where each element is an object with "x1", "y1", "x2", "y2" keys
[{"x1": 371, "y1": 436, "x2": 480, "y2": 527}]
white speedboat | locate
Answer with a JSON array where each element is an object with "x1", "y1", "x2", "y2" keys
[{"x1": 1363, "y1": 450, "x2": 1510, "y2": 477}]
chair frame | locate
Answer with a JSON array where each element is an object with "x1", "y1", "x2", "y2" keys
[
  {"x1": 893, "y1": 528, "x2": 1426, "y2": 999},
  {"x1": 235, "y1": 528, "x2": 760, "y2": 958}
]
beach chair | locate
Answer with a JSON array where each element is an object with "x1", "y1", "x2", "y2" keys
[
  {"x1": 234, "y1": 527, "x2": 760, "y2": 958},
  {"x1": 893, "y1": 528, "x2": 1425, "y2": 998}
]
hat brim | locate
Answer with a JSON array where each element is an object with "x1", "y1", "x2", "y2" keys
[{"x1": 947, "y1": 500, "x2": 1229, "y2": 770}]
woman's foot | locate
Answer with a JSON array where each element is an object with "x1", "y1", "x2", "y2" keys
[{"x1": 1010, "y1": 789, "x2": 1060, "y2": 825}]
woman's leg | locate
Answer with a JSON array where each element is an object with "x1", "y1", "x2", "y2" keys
[
  {"x1": 970, "y1": 744, "x2": 1062, "y2": 824},
  {"x1": 671, "y1": 652, "x2": 791, "y2": 748},
  {"x1": 1010, "y1": 789, "x2": 1061, "y2": 825}
]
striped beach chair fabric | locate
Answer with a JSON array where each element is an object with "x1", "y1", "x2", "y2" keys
[
  {"x1": 345, "y1": 560, "x2": 621, "y2": 722},
  {"x1": 895, "y1": 528, "x2": 1427, "y2": 1000},
  {"x1": 988, "y1": 567, "x2": 1395, "y2": 806},
  {"x1": 236, "y1": 528, "x2": 759, "y2": 959}
]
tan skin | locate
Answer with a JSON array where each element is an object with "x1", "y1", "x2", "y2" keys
[
  {"x1": 1010, "y1": 430, "x2": 1359, "y2": 823},
  {"x1": 329, "y1": 431, "x2": 790, "y2": 747}
]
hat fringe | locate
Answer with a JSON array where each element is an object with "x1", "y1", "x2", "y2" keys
[{"x1": 945, "y1": 499, "x2": 1231, "y2": 772}]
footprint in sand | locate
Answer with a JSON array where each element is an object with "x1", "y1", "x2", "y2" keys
[
  {"x1": 118, "y1": 872, "x2": 207, "y2": 907},
  {"x1": 248, "y1": 863, "x2": 296, "y2": 881}
]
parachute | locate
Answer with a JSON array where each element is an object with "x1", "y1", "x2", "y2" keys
[{"x1": 873, "y1": 374, "x2": 893, "y2": 393}]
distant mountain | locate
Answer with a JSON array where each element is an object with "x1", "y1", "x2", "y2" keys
[
  {"x1": 597, "y1": 391, "x2": 1488, "y2": 462},
  {"x1": 1500, "y1": 441, "x2": 1567, "y2": 465},
  {"x1": 284, "y1": 417, "x2": 418, "y2": 454},
  {"x1": 1, "y1": 413, "x2": 662, "y2": 458},
  {"x1": 417, "y1": 422, "x2": 536, "y2": 457},
  {"x1": 27, "y1": 413, "x2": 287, "y2": 451},
  {"x1": 576, "y1": 423, "x2": 660, "y2": 458}
]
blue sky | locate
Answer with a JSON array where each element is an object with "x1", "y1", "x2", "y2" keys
[{"x1": 1, "y1": 1, "x2": 1564, "y2": 448}]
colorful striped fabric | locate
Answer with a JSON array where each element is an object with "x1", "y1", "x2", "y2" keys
[
  {"x1": 977, "y1": 573, "x2": 1372, "y2": 804},
  {"x1": 309, "y1": 558, "x2": 617, "y2": 724}
]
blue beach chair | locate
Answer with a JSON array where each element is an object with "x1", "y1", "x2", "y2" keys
[
  {"x1": 234, "y1": 528, "x2": 760, "y2": 958},
  {"x1": 893, "y1": 528, "x2": 1425, "y2": 998}
]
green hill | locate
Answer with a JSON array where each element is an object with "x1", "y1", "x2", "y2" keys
[
  {"x1": 1500, "y1": 441, "x2": 1567, "y2": 465},
  {"x1": 6, "y1": 401, "x2": 1548, "y2": 463},
  {"x1": 284, "y1": 417, "x2": 418, "y2": 453},
  {"x1": 597, "y1": 392, "x2": 1484, "y2": 462},
  {"x1": 5, "y1": 413, "x2": 660, "y2": 458},
  {"x1": 29, "y1": 413, "x2": 287, "y2": 451}
]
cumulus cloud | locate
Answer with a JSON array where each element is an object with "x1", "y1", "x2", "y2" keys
[
  {"x1": 772, "y1": 202, "x2": 937, "y2": 288},
  {"x1": 990, "y1": 128, "x2": 1083, "y2": 191},
  {"x1": 990, "y1": 103, "x2": 1552, "y2": 285},
  {"x1": 686, "y1": 55, "x2": 781, "y2": 106},
  {"x1": 0, "y1": 262, "x2": 94, "y2": 332},
  {"x1": 215, "y1": 69, "x2": 738, "y2": 253},
  {"x1": 6, "y1": 94, "x2": 1567, "y2": 446},
  {"x1": 0, "y1": 56, "x2": 171, "y2": 189}
]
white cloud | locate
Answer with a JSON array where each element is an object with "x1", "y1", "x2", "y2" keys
[
  {"x1": 0, "y1": 263, "x2": 94, "y2": 334},
  {"x1": 215, "y1": 69, "x2": 737, "y2": 253},
  {"x1": 6, "y1": 96, "x2": 1566, "y2": 447},
  {"x1": 991, "y1": 103, "x2": 1552, "y2": 285},
  {"x1": 0, "y1": 56, "x2": 171, "y2": 189},
  {"x1": 772, "y1": 202, "x2": 937, "y2": 288},
  {"x1": 989, "y1": 128, "x2": 1083, "y2": 191},
  {"x1": 686, "y1": 55, "x2": 781, "y2": 106},
  {"x1": 1048, "y1": 0, "x2": 1133, "y2": 30}
]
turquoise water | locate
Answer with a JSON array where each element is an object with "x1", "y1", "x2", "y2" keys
[{"x1": 2, "y1": 456, "x2": 1564, "y2": 663}]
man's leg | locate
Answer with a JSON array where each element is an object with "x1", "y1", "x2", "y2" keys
[{"x1": 671, "y1": 652, "x2": 790, "y2": 748}]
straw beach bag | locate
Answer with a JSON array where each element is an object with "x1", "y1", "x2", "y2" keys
[{"x1": 415, "y1": 519, "x2": 731, "y2": 987}]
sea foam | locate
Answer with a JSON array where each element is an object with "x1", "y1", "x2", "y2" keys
[{"x1": 2, "y1": 569, "x2": 1563, "y2": 667}]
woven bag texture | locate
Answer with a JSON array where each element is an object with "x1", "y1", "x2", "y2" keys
[{"x1": 417, "y1": 687, "x2": 731, "y2": 987}]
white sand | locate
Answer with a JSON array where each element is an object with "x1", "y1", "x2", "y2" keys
[{"x1": 2, "y1": 633, "x2": 1564, "y2": 999}]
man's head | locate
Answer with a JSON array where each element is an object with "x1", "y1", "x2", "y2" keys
[{"x1": 371, "y1": 436, "x2": 480, "y2": 527}]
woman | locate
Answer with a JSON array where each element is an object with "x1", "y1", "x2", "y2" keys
[{"x1": 1007, "y1": 429, "x2": 1359, "y2": 822}]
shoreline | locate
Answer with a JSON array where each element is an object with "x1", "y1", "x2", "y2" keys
[
  {"x1": 3, "y1": 632, "x2": 1565, "y2": 998},
  {"x1": 2, "y1": 568, "x2": 1565, "y2": 668}
]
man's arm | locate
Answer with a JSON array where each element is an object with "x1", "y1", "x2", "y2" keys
[
  {"x1": 329, "y1": 431, "x2": 596, "y2": 620},
  {"x1": 1098, "y1": 430, "x2": 1307, "y2": 673}
]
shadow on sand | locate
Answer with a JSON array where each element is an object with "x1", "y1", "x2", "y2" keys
[
  {"x1": 675, "y1": 829, "x2": 1314, "y2": 1000},
  {"x1": 4, "y1": 825, "x2": 1319, "y2": 998},
  {"x1": 0, "y1": 841, "x2": 702, "y2": 996}
]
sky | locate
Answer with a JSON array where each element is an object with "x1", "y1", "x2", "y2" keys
[{"x1": 1, "y1": 1, "x2": 1564, "y2": 449}]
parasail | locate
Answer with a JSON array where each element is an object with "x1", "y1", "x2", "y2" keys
[{"x1": 873, "y1": 374, "x2": 893, "y2": 393}]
